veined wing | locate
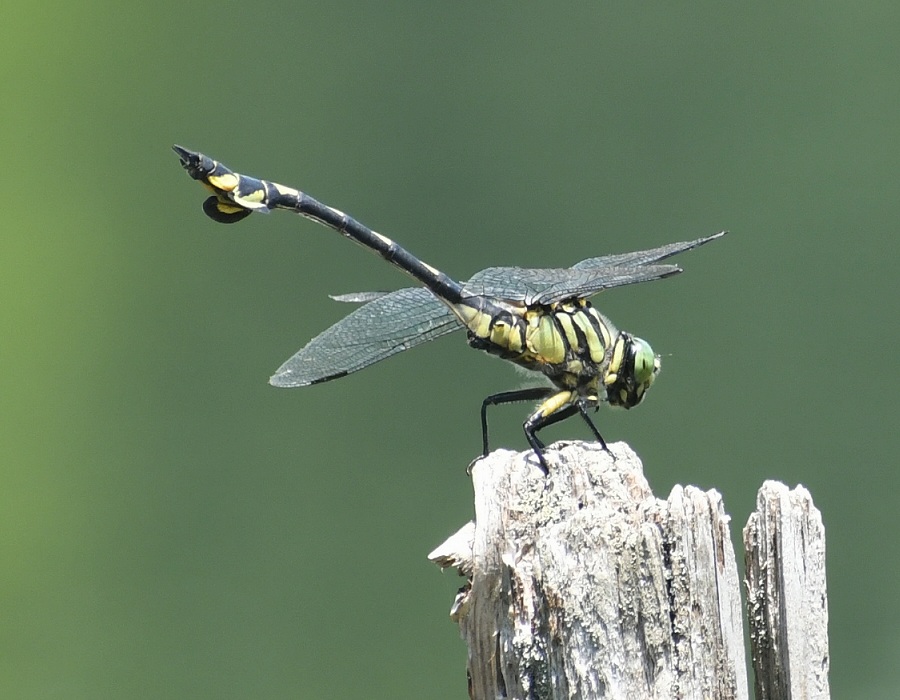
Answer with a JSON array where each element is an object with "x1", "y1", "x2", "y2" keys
[
  {"x1": 325, "y1": 232, "x2": 727, "y2": 318},
  {"x1": 324, "y1": 263, "x2": 678, "y2": 334},
  {"x1": 462, "y1": 264, "x2": 682, "y2": 305},
  {"x1": 462, "y1": 231, "x2": 726, "y2": 305},
  {"x1": 270, "y1": 287, "x2": 463, "y2": 387},
  {"x1": 572, "y1": 231, "x2": 726, "y2": 270},
  {"x1": 273, "y1": 231, "x2": 728, "y2": 386}
]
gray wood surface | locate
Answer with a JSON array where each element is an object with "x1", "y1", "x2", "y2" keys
[
  {"x1": 744, "y1": 481, "x2": 830, "y2": 699},
  {"x1": 431, "y1": 442, "x2": 760, "y2": 699}
]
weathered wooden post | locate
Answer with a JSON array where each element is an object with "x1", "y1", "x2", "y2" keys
[
  {"x1": 744, "y1": 482, "x2": 829, "y2": 699},
  {"x1": 430, "y1": 442, "x2": 829, "y2": 700}
]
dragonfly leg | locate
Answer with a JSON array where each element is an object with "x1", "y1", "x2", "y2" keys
[
  {"x1": 480, "y1": 388, "x2": 555, "y2": 458},
  {"x1": 522, "y1": 391, "x2": 581, "y2": 475},
  {"x1": 575, "y1": 400, "x2": 608, "y2": 452},
  {"x1": 522, "y1": 394, "x2": 609, "y2": 473}
]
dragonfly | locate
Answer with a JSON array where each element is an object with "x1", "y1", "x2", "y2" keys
[{"x1": 174, "y1": 145, "x2": 725, "y2": 472}]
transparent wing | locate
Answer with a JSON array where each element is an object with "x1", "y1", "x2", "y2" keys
[
  {"x1": 272, "y1": 232, "x2": 728, "y2": 386},
  {"x1": 463, "y1": 264, "x2": 682, "y2": 305},
  {"x1": 271, "y1": 287, "x2": 462, "y2": 387},
  {"x1": 572, "y1": 231, "x2": 726, "y2": 270},
  {"x1": 463, "y1": 231, "x2": 726, "y2": 305},
  {"x1": 329, "y1": 291, "x2": 394, "y2": 303}
]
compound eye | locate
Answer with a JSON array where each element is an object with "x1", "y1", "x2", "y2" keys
[{"x1": 630, "y1": 337, "x2": 657, "y2": 386}]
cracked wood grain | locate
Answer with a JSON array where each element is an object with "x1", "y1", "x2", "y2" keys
[{"x1": 430, "y1": 442, "x2": 751, "y2": 700}]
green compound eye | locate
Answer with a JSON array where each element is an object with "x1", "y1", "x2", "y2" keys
[
  {"x1": 605, "y1": 335, "x2": 660, "y2": 409},
  {"x1": 631, "y1": 337, "x2": 658, "y2": 386}
]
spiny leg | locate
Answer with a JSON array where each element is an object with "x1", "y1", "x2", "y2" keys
[{"x1": 480, "y1": 388, "x2": 555, "y2": 457}]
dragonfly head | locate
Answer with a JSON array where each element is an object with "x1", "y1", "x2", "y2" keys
[{"x1": 605, "y1": 333, "x2": 660, "y2": 409}]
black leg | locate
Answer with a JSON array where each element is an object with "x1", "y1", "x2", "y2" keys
[
  {"x1": 481, "y1": 388, "x2": 554, "y2": 457},
  {"x1": 524, "y1": 404, "x2": 582, "y2": 474},
  {"x1": 575, "y1": 401, "x2": 608, "y2": 452}
]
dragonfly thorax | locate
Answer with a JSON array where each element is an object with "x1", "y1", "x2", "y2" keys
[
  {"x1": 522, "y1": 302, "x2": 615, "y2": 374},
  {"x1": 463, "y1": 299, "x2": 625, "y2": 390}
]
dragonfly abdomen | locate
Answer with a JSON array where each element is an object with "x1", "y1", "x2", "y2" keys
[{"x1": 175, "y1": 146, "x2": 471, "y2": 311}]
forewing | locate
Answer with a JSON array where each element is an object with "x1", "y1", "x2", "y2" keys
[
  {"x1": 572, "y1": 231, "x2": 726, "y2": 270},
  {"x1": 462, "y1": 231, "x2": 726, "y2": 304},
  {"x1": 270, "y1": 287, "x2": 462, "y2": 387},
  {"x1": 463, "y1": 264, "x2": 682, "y2": 305}
]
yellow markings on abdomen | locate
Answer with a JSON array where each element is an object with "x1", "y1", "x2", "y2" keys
[
  {"x1": 488, "y1": 319, "x2": 524, "y2": 353},
  {"x1": 208, "y1": 172, "x2": 239, "y2": 192},
  {"x1": 273, "y1": 182, "x2": 301, "y2": 198},
  {"x1": 216, "y1": 201, "x2": 248, "y2": 215},
  {"x1": 421, "y1": 261, "x2": 442, "y2": 277},
  {"x1": 369, "y1": 230, "x2": 395, "y2": 247},
  {"x1": 233, "y1": 187, "x2": 267, "y2": 208},
  {"x1": 455, "y1": 305, "x2": 527, "y2": 354},
  {"x1": 455, "y1": 305, "x2": 493, "y2": 340}
]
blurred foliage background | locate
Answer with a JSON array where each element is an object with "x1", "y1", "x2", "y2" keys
[{"x1": 2, "y1": 2, "x2": 898, "y2": 697}]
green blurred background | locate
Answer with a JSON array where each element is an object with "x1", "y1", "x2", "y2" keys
[{"x1": 2, "y1": 2, "x2": 897, "y2": 697}]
